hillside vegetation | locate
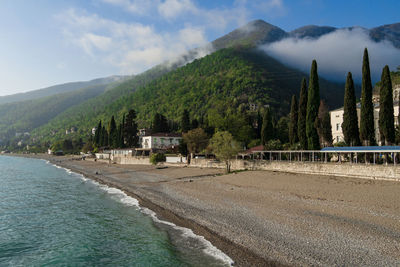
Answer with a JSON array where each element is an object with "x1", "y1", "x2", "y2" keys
[
  {"x1": 32, "y1": 47, "x2": 344, "y2": 144},
  {"x1": 0, "y1": 76, "x2": 128, "y2": 105}
]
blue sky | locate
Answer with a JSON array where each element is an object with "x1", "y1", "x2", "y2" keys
[{"x1": 0, "y1": 0, "x2": 399, "y2": 96}]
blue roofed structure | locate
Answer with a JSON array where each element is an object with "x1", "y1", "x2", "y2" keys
[{"x1": 321, "y1": 146, "x2": 400, "y2": 152}]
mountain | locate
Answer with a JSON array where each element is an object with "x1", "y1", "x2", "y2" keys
[
  {"x1": 370, "y1": 23, "x2": 400, "y2": 49},
  {"x1": 212, "y1": 20, "x2": 287, "y2": 49},
  {"x1": 289, "y1": 22, "x2": 400, "y2": 49},
  {"x1": 290, "y1": 25, "x2": 337, "y2": 39},
  {"x1": 0, "y1": 82, "x2": 120, "y2": 140},
  {"x1": 2, "y1": 19, "x2": 399, "y2": 148},
  {"x1": 31, "y1": 47, "x2": 344, "y2": 145},
  {"x1": 0, "y1": 75, "x2": 129, "y2": 105}
]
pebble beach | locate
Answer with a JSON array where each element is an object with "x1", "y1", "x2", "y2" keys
[{"x1": 15, "y1": 154, "x2": 400, "y2": 266}]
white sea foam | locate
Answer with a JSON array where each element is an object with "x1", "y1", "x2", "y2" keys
[
  {"x1": 141, "y1": 208, "x2": 234, "y2": 266},
  {"x1": 50, "y1": 162, "x2": 233, "y2": 266}
]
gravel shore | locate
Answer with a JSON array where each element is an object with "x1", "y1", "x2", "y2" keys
[{"x1": 16, "y1": 154, "x2": 400, "y2": 266}]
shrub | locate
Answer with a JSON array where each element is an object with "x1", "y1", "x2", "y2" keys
[{"x1": 150, "y1": 153, "x2": 166, "y2": 165}]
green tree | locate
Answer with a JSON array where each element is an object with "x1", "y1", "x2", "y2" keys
[
  {"x1": 306, "y1": 60, "x2": 320, "y2": 150},
  {"x1": 261, "y1": 107, "x2": 274, "y2": 147},
  {"x1": 94, "y1": 120, "x2": 102, "y2": 146},
  {"x1": 152, "y1": 113, "x2": 169, "y2": 133},
  {"x1": 289, "y1": 95, "x2": 299, "y2": 145},
  {"x1": 298, "y1": 78, "x2": 308, "y2": 149},
  {"x1": 342, "y1": 72, "x2": 361, "y2": 146},
  {"x1": 209, "y1": 131, "x2": 240, "y2": 173},
  {"x1": 150, "y1": 153, "x2": 166, "y2": 165},
  {"x1": 191, "y1": 119, "x2": 199, "y2": 129},
  {"x1": 360, "y1": 48, "x2": 376, "y2": 146},
  {"x1": 108, "y1": 115, "x2": 117, "y2": 148},
  {"x1": 124, "y1": 109, "x2": 139, "y2": 147},
  {"x1": 102, "y1": 126, "x2": 108, "y2": 147},
  {"x1": 181, "y1": 109, "x2": 191, "y2": 133},
  {"x1": 316, "y1": 100, "x2": 333, "y2": 147},
  {"x1": 379, "y1": 65, "x2": 395, "y2": 145},
  {"x1": 276, "y1": 116, "x2": 290, "y2": 144},
  {"x1": 183, "y1": 128, "x2": 209, "y2": 156}
]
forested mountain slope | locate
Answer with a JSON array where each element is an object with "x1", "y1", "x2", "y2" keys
[
  {"x1": 33, "y1": 47, "x2": 344, "y2": 142},
  {"x1": 0, "y1": 76, "x2": 128, "y2": 105}
]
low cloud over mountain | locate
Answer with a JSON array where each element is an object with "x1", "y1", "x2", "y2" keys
[{"x1": 260, "y1": 27, "x2": 400, "y2": 83}]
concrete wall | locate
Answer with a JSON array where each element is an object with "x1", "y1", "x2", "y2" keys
[
  {"x1": 112, "y1": 156, "x2": 150, "y2": 165},
  {"x1": 166, "y1": 156, "x2": 187, "y2": 163},
  {"x1": 190, "y1": 158, "x2": 400, "y2": 181}
]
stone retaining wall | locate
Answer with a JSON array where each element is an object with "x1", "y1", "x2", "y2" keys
[{"x1": 190, "y1": 159, "x2": 400, "y2": 181}]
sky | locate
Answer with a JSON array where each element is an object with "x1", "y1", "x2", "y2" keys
[{"x1": 0, "y1": 0, "x2": 399, "y2": 96}]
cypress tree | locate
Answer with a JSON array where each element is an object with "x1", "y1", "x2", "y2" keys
[
  {"x1": 289, "y1": 95, "x2": 299, "y2": 145},
  {"x1": 108, "y1": 116, "x2": 117, "y2": 148},
  {"x1": 120, "y1": 114, "x2": 125, "y2": 148},
  {"x1": 191, "y1": 119, "x2": 199, "y2": 129},
  {"x1": 94, "y1": 120, "x2": 102, "y2": 145},
  {"x1": 152, "y1": 113, "x2": 169, "y2": 133},
  {"x1": 379, "y1": 65, "x2": 395, "y2": 145},
  {"x1": 360, "y1": 48, "x2": 376, "y2": 145},
  {"x1": 181, "y1": 109, "x2": 191, "y2": 133},
  {"x1": 306, "y1": 60, "x2": 321, "y2": 150},
  {"x1": 261, "y1": 107, "x2": 274, "y2": 146},
  {"x1": 298, "y1": 78, "x2": 308, "y2": 149},
  {"x1": 342, "y1": 72, "x2": 361, "y2": 146},
  {"x1": 124, "y1": 109, "x2": 139, "y2": 147},
  {"x1": 316, "y1": 100, "x2": 333, "y2": 147},
  {"x1": 102, "y1": 126, "x2": 108, "y2": 147}
]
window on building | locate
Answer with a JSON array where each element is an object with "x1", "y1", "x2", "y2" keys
[{"x1": 336, "y1": 123, "x2": 340, "y2": 131}]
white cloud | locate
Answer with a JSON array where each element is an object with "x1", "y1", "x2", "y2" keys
[
  {"x1": 56, "y1": 0, "x2": 286, "y2": 75},
  {"x1": 101, "y1": 0, "x2": 156, "y2": 15},
  {"x1": 56, "y1": 8, "x2": 211, "y2": 74},
  {"x1": 260, "y1": 28, "x2": 400, "y2": 83},
  {"x1": 78, "y1": 33, "x2": 112, "y2": 55},
  {"x1": 158, "y1": 0, "x2": 197, "y2": 19}
]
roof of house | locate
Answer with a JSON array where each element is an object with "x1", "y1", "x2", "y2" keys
[{"x1": 243, "y1": 145, "x2": 264, "y2": 154}]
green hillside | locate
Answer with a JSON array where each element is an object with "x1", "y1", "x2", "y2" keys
[
  {"x1": 0, "y1": 76, "x2": 128, "y2": 105},
  {"x1": 0, "y1": 83, "x2": 111, "y2": 139},
  {"x1": 32, "y1": 47, "x2": 344, "y2": 144}
]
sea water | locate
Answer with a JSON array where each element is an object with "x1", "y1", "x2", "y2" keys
[{"x1": 0, "y1": 156, "x2": 232, "y2": 266}]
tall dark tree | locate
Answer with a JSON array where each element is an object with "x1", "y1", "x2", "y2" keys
[
  {"x1": 191, "y1": 119, "x2": 199, "y2": 129},
  {"x1": 124, "y1": 109, "x2": 139, "y2": 147},
  {"x1": 152, "y1": 113, "x2": 169, "y2": 133},
  {"x1": 261, "y1": 107, "x2": 274, "y2": 146},
  {"x1": 181, "y1": 109, "x2": 191, "y2": 133},
  {"x1": 119, "y1": 114, "x2": 125, "y2": 148},
  {"x1": 342, "y1": 72, "x2": 361, "y2": 146},
  {"x1": 379, "y1": 65, "x2": 395, "y2": 145},
  {"x1": 298, "y1": 78, "x2": 308, "y2": 149},
  {"x1": 256, "y1": 111, "x2": 263, "y2": 139},
  {"x1": 94, "y1": 120, "x2": 102, "y2": 145},
  {"x1": 360, "y1": 48, "x2": 376, "y2": 146},
  {"x1": 108, "y1": 116, "x2": 117, "y2": 148},
  {"x1": 101, "y1": 126, "x2": 108, "y2": 147},
  {"x1": 316, "y1": 100, "x2": 333, "y2": 147},
  {"x1": 289, "y1": 95, "x2": 299, "y2": 145},
  {"x1": 306, "y1": 60, "x2": 320, "y2": 150}
]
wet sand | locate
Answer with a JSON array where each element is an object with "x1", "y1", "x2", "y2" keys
[{"x1": 12, "y1": 154, "x2": 400, "y2": 266}]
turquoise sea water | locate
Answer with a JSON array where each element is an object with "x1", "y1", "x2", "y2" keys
[{"x1": 0, "y1": 156, "x2": 232, "y2": 266}]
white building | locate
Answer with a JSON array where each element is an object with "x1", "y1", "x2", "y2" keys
[
  {"x1": 141, "y1": 133, "x2": 182, "y2": 150},
  {"x1": 330, "y1": 102, "x2": 399, "y2": 144}
]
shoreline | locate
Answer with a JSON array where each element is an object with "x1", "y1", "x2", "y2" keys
[
  {"x1": 11, "y1": 154, "x2": 278, "y2": 267},
  {"x1": 5, "y1": 153, "x2": 400, "y2": 266}
]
